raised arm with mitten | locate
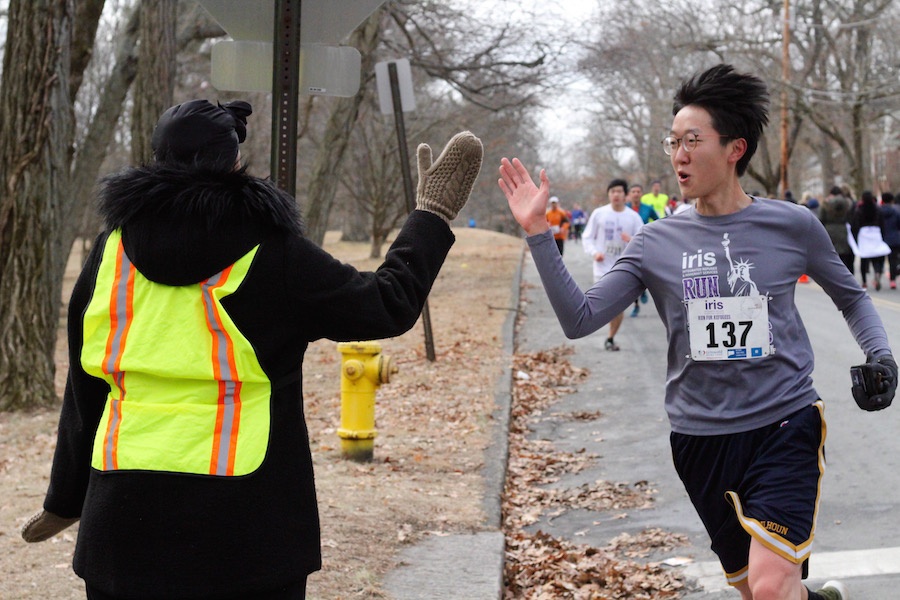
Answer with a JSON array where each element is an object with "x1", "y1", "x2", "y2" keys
[{"x1": 415, "y1": 131, "x2": 483, "y2": 224}]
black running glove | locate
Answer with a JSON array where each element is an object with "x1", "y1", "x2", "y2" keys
[{"x1": 850, "y1": 354, "x2": 897, "y2": 411}]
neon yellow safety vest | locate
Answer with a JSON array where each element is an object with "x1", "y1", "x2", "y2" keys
[{"x1": 82, "y1": 230, "x2": 271, "y2": 476}]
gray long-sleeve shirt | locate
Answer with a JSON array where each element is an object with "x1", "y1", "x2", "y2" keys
[{"x1": 527, "y1": 197, "x2": 891, "y2": 435}]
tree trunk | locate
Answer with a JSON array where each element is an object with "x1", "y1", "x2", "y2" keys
[
  {"x1": 342, "y1": 207, "x2": 370, "y2": 242},
  {"x1": 65, "y1": 3, "x2": 221, "y2": 254},
  {"x1": 369, "y1": 232, "x2": 385, "y2": 259},
  {"x1": 131, "y1": 0, "x2": 177, "y2": 164},
  {"x1": 851, "y1": 100, "x2": 867, "y2": 196},
  {"x1": 747, "y1": 134, "x2": 780, "y2": 196},
  {"x1": 68, "y1": 0, "x2": 104, "y2": 103},
  {"x1": 65, "y1": 5, "x2": 141, "y2": 253},
  {"x1": 818, "y1": 129, "x2": 835, "y2": 196},
  {"x1": 0, "y1": 0, "x2": 74, "y2": 410},
  {"x1": 304, "y1": 9, "x2": 384, "y2": 246}
]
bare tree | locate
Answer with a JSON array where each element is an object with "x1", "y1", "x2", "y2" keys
[
  {"x1": 303, "y1": 7, "x2": 385, "y2": 246},
  {"x1": 338, "y1": 100, "x2": 407, "y2": 258},
  {"x1": 792, "y1": 0, "x2": 899, "y2": 195},
  {"x1": 0, "y1": 1, "x2": 226, "y2": 411},
  {"x1": 384, "y1": 1, "x2": 551, "y2": 113},
  {"x1": 0, "y1": 0, "x2": 74, "y2": 410},
  {"x1": 69, "y1": 0, "x2": 105, "y2": 103},
  {"x1": 575, "y1": 0, "x2": 899, "y2": 199},
  {"x1": 301, "y1": 0, "x2": 553, "y2": 245},
  {"x1": 577, "y1": 0, "x2": 712, "y2": 191},
  {"x1": 66, "y1": 1, "x2": 224, "y2": 254},
  {"x1": 68, "y1": 5, "x2": 140, "y2": 252},
  {"x1": 130, "y1": 0, "x2": 177, "y2": 164}
]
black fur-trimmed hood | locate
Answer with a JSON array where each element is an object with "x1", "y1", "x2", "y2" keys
[{"x1": 98, "y1": 164, "x2": 304, "y2": 286}]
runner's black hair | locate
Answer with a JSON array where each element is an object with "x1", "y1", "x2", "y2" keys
[{"x1": 673, "y1": 64, "x2": 769, "y2": 176}]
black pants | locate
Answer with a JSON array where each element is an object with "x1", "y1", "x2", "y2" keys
[
  {"x1": 838, "y1": 251, "x2": 855, "y2": 274},
  {"x1": 86, "y1": 578, "x2": 307, "y2": 600},
  {"x1": 555, "y1": 238, "x2": 565, "y2": 256},
  {"x1": 888, "y1": 245, "x2": 900, "y2": 281},
  {"x1": 860, "y1": 256, "x2": 885, "y2": 283}
]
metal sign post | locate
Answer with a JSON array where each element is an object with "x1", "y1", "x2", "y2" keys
[
  {"x1": 271, "y1": 0, "x2": 301, "y2": 195},
  {"x1": 377, "y1": 60, "x2": 435, "y2": 362},
  {"x1": 199, "y1": 1, "x2": 388, "y2": 194}
]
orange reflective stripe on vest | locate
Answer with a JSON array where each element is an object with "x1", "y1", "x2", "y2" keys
[
  {"x1": 100, "y1": 242, "x2": 136, "y2": 470},
  {"x1": 202, "y1": 265, "x2": 243, "y2": 476},
  {"x1": 84, "y1": 231, "x2": 270, "y2": 476}
]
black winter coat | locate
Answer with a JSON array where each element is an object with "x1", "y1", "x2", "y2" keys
[{"x1": 44, "y1": 164, "x2": 454, "y2": 598}]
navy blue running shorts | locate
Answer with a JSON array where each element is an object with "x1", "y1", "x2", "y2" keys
[{"x1": 670, "y1": 401, "x2": 826, "y2": 587}]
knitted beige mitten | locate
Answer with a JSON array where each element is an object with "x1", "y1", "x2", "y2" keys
[
  {"x1": 415, "y1": 131, "x2": 483, "y2": 223},
  {"x1": 21, "y1": 509, "x2": 80, "y2": 543}
]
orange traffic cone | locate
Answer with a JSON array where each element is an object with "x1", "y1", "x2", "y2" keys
[{"x1": 798, "y1": 274, "x2": 809, "y2": 283}]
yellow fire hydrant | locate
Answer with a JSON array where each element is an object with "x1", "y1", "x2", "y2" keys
[{"x1": 336, "y1": 341, "x2": 397, "y2": 462}]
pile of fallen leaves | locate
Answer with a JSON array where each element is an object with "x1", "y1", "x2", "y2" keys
[
  {"x1": 502, "y1": 345, "x2": 686, "y2": 599},
  {"x1": 505, "y1": 531, "x2": 685, "y2": 600}
]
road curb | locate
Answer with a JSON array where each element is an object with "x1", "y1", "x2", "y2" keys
[
  {"x1": 482, "y1": 242, "x2": 524, "y2": 529},
  {"x1": 383, "y1": 242, "x2": 525, "y2": 600}
]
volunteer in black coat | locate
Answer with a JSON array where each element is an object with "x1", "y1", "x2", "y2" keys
[{"x1": 22, "y1": 99, "x2": 483, "y2": 600}]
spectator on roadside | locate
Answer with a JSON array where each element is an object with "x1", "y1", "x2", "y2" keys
[
  {"x1": 21, "y1": 99, "x2": 483, "y2": 600},
  {"x1": 665, "y1": 195, "x2": 679, "y2": 216},
  {"x1": 819, "y1": 185, "x2": 855, "y2": 274},
  {"x1": 801, "y1": 192, "x2": 820, "y2": 218},
  {"x1": 673, "y1": 196, "x2": 694, "y2": 215},
  {"x1": 850, "y1": 190, "x2": 891, "y2": 291},
  {"x1": 627, "y1": 183, "x2": 660, "y2": 224},
  {"x1": 841, "y1": 184, "x2": 857, "y2": 212},
  {"x1": 880, "y1": 193, "x2": 900, "y2": 290}
]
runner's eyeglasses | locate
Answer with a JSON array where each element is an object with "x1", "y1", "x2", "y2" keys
[{"x1": 662, "y1": 133, "x2": 733, "y2": 155}]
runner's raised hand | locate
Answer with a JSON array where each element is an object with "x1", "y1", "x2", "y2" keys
[{"x1": 499, "y1": 157, "x2": 551, "y2": 236}]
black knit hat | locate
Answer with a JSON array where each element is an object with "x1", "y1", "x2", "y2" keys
[{"x1": 151, "y1": 99, "x2": 252, "y2": 170}]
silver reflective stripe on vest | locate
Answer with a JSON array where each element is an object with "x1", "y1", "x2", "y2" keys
[
  {"x1": 104, "y1": 247, "x2": 133, "y2": 469},
  {"x1": 201, "y1": 268, "x2": 239, "y2": 476}
]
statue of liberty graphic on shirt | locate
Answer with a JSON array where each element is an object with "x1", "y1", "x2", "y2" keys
[{"x1": 722, "y1": 233, "x2": 759, "y2": 296}]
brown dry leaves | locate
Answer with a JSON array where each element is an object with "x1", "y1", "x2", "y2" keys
[
  {"x1": 502, "y1": 345, "x2": 686, "y2": 599},
  {"x1": 504, "y1": 531, "x2": 685, "y2": 600}
]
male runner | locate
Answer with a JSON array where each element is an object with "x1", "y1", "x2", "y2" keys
[
  {"x1": 499, "y1": 63, "x2": 895, "y2": 600},
  {"x1": 582, "y1": 179, "x2": 644, "y2": 349}
]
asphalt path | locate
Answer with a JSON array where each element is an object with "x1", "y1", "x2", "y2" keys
[{"x1": 516, "y1": 238, "x2": 900, "y2": 598}]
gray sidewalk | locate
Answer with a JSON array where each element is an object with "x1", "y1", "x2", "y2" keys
[{"x1": 383, "y1": 242, "x2": 523, "y2": 600}]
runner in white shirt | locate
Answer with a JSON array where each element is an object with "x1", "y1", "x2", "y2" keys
[{"x1": 581, "y1": 178, "x2": 645, "y2": 350}]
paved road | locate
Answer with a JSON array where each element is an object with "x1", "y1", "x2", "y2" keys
[{"x1": 516, "y1": 238, "x2": 900, "y2": 598}]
